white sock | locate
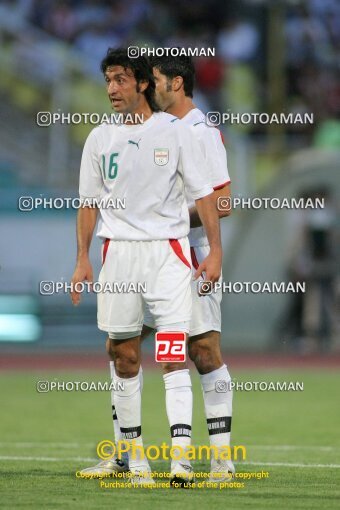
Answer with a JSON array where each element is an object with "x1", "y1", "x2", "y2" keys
[
  {"x1": 110, "y1": 362, "x2": 143, "y2": 444},
  {"x1": 139, "y1": 366, "x2": 143, "y2": 392},
  {"x1": 113, "y1": 370, "x2": 149, "y2": 471},
  {"x1": 200, "y1": 364, "x2": 233, "y2": 455},
  {"x1": 163, "y1": 369, "x2": 193, "y2": 468}
]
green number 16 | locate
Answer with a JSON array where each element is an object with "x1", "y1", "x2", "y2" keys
[{"x1": 101, "y1": 153, "x2": 119, "y2": 180}]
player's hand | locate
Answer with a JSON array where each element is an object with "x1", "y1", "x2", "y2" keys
[
  {"x1": 70, "y1": 257, "x2": 94, "y2": 306},
  {"x1": 194, "y1": 249, "x2": 222, "y2": 284}
]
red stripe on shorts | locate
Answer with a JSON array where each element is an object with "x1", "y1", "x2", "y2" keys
[
  {"x1": 102, "y1": 238, "x2": 110, "y2": 265},
  {"x1": 169, "y1": 239, "x2": 191, "y2": 269},
  {"x1": 190, "y1": 247, "x2": 200, "y2": 270}
]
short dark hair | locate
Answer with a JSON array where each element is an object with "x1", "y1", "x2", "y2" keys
[
  {"x1": 100, "y1": 48, "x2": 160, "y2": 112},
  {"x1": 150, "y1": 55, "x2": 195, "y2": 98}
]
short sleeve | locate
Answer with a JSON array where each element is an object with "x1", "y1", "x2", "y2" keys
[
  {"x1": 79, "y1": 129, "x2": 103, "y2": 200},
  {"x1": 177, "y1": 124, "x2": 213, "y2": 201},
  {"x1": 192, "y1": 124, "x2": 230, "y2": 190}
]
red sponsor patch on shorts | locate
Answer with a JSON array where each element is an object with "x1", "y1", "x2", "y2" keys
[{"x1": 155, "y1": 332, "x2": 186, "y2": 362}]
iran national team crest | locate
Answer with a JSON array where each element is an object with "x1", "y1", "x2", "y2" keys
[{"x1": 154, "y1": 148, "x2": 169, "y2": 166}]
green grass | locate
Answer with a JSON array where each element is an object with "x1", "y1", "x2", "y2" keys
[{"x1": 0, "y1": 369, "x2": 339, "y2": 509}]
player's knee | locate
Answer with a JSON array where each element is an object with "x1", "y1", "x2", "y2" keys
[
  {"x1": 111, "y1": 345, "x2": 140, "y2": 378},
  {"x1": 188, "y1": 341, "x2": 222, "y2": 374},
  {"x1": 106, "y1": 338, "x2": 115, "y2": 359},
  {"x1": 115, "y1": 353, "x2": 139, "y2": 378}
]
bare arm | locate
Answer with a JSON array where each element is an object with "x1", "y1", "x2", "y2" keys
[
  {"x1": 190, "y1": 183, "x2": 231, "y2": 228},
  {"x1": 70, "y1": 206, "x2": 98, "y2": 305},
  {"x1": 194, "y1": 193, "x2": 222, "y2": 284}
]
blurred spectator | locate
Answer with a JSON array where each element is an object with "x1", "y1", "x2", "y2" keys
[
  {"x1": 44, "y1": 1, "x2": 77, "y2": 41},
  {"x1": 286, "y1": 5, "x2": 329, "y2": 67},
  {"x1": 194, "y1": 56, "x2": 225, "y2": 111},
  {"x1": 284, "y1": 188, "x2": 337, "y2": 353},
  {"x1": 217, "y1": 17, "x2": 259, "y2": 63},
  {"x1": 72, "y1": 0, "x2": 110, "y2": 32},
  {"x1": 75, "y1": 26, "x2": 121, "y2": 71},
  {"x1": 4, "y1": 0, "x2": 340, "y2": 141}
]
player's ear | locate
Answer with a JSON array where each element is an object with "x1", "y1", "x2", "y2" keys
[
  {"x1": 137, "y1": 80, "x2": 149, "y2": 94},
  {"x1": 172, "y1": 76, "x2": 184, "y2": 92}
]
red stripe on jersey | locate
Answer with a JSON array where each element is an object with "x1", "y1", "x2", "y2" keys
[
  {"x1": 213, "y1": 180, "x2": 231, "y2": 191},
  {"x1": 219, "y1": 130, "x2": 225, "y2": 145},
  {"x1": 169, "y1": 239, "x2": 191, "y2": 269},
  {"x1": 102, "y1": 238, "x2": 110, "y2": 265},
  {"x1": 190, "y1": 247, "x2": 200, "y2": 270}
]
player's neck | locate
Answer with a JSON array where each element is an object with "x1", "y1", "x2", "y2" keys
[
  {"x1": 166, "y1": 96, "x2": 195, "y2": 120},
  {"x1": 125, "y1": 98, "x2": 153, "y2": 125}
]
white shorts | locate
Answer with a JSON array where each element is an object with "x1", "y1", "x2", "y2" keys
[
  {"x1": 97, "y1": 237, "x2": 192, "y2": 334},
  {"x1": 144, "y1": 244, "x2": 222, "y2": 337}
]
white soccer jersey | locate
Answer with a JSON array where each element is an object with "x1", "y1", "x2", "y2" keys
[
  {"x1": 79, "y1": 112, "x2": 213, "y2": 241},
  {"x1": 182, "y1": 108, "x2": 230, "y2": 247}
]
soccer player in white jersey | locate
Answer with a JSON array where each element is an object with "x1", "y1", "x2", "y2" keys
[
  {"x1": 71, "y1": 48, "x2": 222, "y2": 486},
  {"x1": 142, "y1": 55, "x2": 235, "y2": 483},
  {"x1": 83, "y1": 54, "x2": 235, "y2": 484}
]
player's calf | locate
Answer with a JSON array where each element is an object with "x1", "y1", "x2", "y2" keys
[
  {"x1": 189, "y1": 332, "x2": 234, "y2": 475},
  {"x1": 109, "y1": 346, "x2": 148, "y2": 474}
]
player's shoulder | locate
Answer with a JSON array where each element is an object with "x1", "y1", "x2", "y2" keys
[
  {"x1": 152, "y1": 112, "x2": 192, "y2": 142},
  {"x1": 183, "y1": 108, "x2": 206, "y2": 127},
  {"x1": 85, "y1": 119, "x2": 121, "y2": 149},
  {"x1": 86, "y1": 121, "x2": 112, "y2": 139},
  {"x1": 186, "y1": 108, "x2": 224, "y2": 145},
  {"x1": 152, "y1": 111, "x2": 179, "y2": 126}
]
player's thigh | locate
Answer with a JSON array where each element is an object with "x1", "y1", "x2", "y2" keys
[
  {"x1": 97, "y1": 240, "x2": 144, "y2": 333},
  {"x1": 141, "y1": 324, "x2": 155, "y2": 341},
  {"x1": 142, "y1": 303, "x2": 156, "y2": 337},
  {"x1": 144, "y1": 238, "x2": 192, "y2": 329}
]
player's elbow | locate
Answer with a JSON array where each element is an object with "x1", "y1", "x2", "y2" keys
[{"x1": 218, "y1": 207, "x2": 232, "y2": 219}]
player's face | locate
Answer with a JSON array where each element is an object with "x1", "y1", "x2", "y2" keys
[
  {"x1": 104, "y1": 66, "x2": 143, "y2": 114},
  {"x1": 153, "y1": 67, "x2": 173, "y2": 111}
]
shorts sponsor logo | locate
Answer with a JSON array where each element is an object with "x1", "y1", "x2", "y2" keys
[
  {"x1": 155, "y1": 332, "x2": 186, "y2": 362},
  {"x1": 154, "y1": 148, "x2": 169, "y2": 166}
]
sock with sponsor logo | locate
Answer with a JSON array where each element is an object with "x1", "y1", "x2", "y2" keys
[
  {"x1": 163, "y1": 369, "x2": 193, "y2": 469},
  {"x1": 113, "y1": 369, "x2": 150, "y2": 472},
  {"x1": 110, "y1": 363, "x2": 143, "y2": 445},
  {"x1": 200, "y1": 364, "x2": 233, "y2": 453}
]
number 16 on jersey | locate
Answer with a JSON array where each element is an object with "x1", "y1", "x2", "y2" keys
[{"x1": 101, "y1": 153, "x2": 119, "y2": 180}]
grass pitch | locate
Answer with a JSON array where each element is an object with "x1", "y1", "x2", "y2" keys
[{"x1": 0, "y1": 368, "x2": 339, "y2": 509}]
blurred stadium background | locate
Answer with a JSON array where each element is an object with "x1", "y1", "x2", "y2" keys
[
  {"x1": 0, "y1": 1, "x2": 340, "y2": 508},
  {"x1": 0, "y1": 0, "x2": 339, "y2": 355}
]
